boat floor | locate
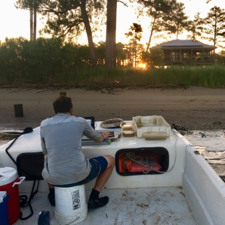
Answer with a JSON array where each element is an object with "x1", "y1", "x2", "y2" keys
[{"x1": 14, "y1": 187, "x2": 196, "y2": 225}]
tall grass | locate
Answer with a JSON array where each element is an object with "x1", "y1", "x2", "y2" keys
[
  {"x1": 70, "y1": 65, "x2": 225, "y2": 89},
  {"x1": 1, "y1": 65, "x2": 225, "y2": 89}
]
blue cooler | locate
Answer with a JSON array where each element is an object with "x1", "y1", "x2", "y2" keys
[{"x1": 0, "y1": 191, "x2": 10, "y2": 225}]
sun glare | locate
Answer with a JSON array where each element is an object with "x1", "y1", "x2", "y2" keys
[{"x1": 136, "y1": 62, "x2": 147, "y2": 70}]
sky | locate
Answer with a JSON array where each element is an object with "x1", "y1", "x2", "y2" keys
[{"x1": 0, "y1": 0, "x2": 224, "y2": 47}]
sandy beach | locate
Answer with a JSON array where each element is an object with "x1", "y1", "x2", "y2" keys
[{"x1": 0, "y1": 86, "x2": 225, "y2": 131}]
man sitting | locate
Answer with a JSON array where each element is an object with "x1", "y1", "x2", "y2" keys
[{"x1": 40, "y1": 96, "x2": 114, "y2": 209}]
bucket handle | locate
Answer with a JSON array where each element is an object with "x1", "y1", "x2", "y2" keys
[{"x1": 13, "y1": 176, "x2": 26, "y2": 187}]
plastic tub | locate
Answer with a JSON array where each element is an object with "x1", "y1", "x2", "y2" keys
[
  {"x1": 133, "y1": 115, "x2": 171, "y2": 140},
  {"x1": 120, "y1": 122, "x2": 136, "y2": 137}
]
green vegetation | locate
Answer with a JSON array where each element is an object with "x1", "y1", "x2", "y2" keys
[
  {"x1": 82, "y1": 66, "x2": 225, "y2": 89},
  {"x1": 0, "y1": 37, "x2": 225, "y2": 90}
]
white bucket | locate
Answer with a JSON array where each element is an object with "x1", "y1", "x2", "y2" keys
[{"x1": 55, "y1": 185, "x2": 87, "y2": 225}]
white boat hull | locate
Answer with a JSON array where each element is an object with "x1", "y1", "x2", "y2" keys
[{"x1": 0, "y1": 122, "x2": 225, "y2": 225}]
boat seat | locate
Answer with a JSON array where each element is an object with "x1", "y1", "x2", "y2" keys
[
  {"x1": 16, "y1": 152, "x2": 44, "y2": 220},
  {"x1": 16, "y1": 152, "x2": 44, "y2": 180}
]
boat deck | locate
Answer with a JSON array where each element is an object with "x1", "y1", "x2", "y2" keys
[{"x1": 15, "y1": 187, "x2": 196, "y2": 225}]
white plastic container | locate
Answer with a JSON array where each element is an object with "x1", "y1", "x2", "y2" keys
[
  {"x1": 133, "y1": 115, "x2": 171, "y2": 140},
  {"x1": 55, "y1": 185, "x2": 87, "y2": 225},
  {"x1": 120, "y1": 121, "x2": 136, "y2": 137}
]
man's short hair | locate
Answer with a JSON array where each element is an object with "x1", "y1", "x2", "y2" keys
[{"x1": 53, "y1": 96, "x2": 73, "y2": 114}]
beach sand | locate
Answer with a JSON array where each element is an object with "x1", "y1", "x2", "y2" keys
[{"x1": 0, "y1": 86, "x2": 225, "y2": 131}]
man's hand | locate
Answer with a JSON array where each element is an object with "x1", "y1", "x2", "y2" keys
[{"x1": 102, "y1": 131, "x2": 111, "y2": 139}]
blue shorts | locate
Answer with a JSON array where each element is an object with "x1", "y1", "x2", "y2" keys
[{"x1": 54, "y1": 156, "x2": 108, "y2": 187}]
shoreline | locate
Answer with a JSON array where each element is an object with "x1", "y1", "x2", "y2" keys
[{"x1": 0, "y1": 86, "x2": 225, "y2": 131}]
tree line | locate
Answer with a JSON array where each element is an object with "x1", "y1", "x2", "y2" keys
[
  {"x1": 6, "y1": 0, "x2": 225, "y2": 69},
  {"x1": 0, "y1": 37, "x2": 225, "y2": 87},
  {"x1": 0, "y1": 36, "x2": 153, "y2": 84},
  {"x1": 1, "y1": 36, "x2": 224, "y2": 85}
]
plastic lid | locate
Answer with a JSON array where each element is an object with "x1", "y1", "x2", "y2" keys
[
  {"x1": 0, "y1": 167, "x2": 18, "y2": 186},
  {"x1": 0, "y1": 191, "x2": 7, "y2": 203}
]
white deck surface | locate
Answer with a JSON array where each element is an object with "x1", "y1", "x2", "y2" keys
[{"x1": 14, "y1": 187, "x2": 196, "y2": 225}]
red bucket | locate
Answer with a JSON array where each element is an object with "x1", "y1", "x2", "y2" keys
[{"x1": 0, "y1": 167, "x2": 25, "y2": 225}]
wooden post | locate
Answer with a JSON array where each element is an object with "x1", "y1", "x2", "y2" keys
[
  {"x1": 14, "y1": 104, "x2": 24, "y2": 117},
  {"x1": 60, "y1": 92, "x2": 67, "y2": 96}
]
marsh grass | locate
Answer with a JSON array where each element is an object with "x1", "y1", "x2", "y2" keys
[
  {"x1": 0, "y1": 65, "x2": 225, "y2": 90},
  {"x1": 75, "y1": 66, "x2": 225, "y2": 89}
]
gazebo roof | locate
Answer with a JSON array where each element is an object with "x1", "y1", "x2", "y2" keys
[{"x1": 152, "y1": 40, "x2": 216, "y2": 50}]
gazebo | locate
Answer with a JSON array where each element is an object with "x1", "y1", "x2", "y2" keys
[{"x1": 151, "y1": 40, "x2": 216, "y2": 66}]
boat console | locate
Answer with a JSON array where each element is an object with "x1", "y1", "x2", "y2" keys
[{"x1": 0, "y1": 116, "x2": 225, "y2": 225}]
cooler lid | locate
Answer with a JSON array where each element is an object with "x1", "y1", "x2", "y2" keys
[
  {"x1": 0, "y1": 191, "x2": 7, "y2": 203},
  {"x1": 0, "y1": 167, "x2": 18, "y2": 186}
]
